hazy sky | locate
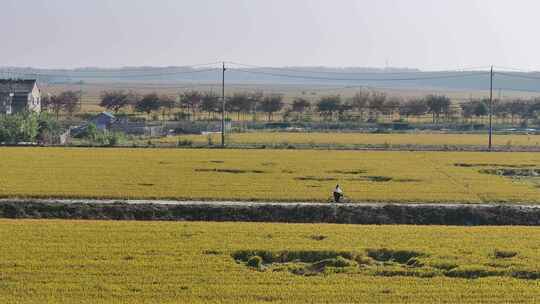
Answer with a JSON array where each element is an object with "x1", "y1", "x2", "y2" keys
[{"x1": 1, "y1": 0, "x2": 539, "y2": 70}]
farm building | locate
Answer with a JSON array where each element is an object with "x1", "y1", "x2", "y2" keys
[
  {"x1": 0, "y1": 79, "x2": 41, "y2": 115},
  {"x1": 91, "y1": 112, "x2": 116, "y2": 130}
]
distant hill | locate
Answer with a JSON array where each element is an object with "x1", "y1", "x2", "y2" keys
[{"x1": 1, "y1": 66, "x2": 539, "y2": 93}]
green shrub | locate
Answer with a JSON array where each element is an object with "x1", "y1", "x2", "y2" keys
[
  {"x1": 312, "y1": 256, "x2": 357, "y2": 269},
  {"x1": 232, "y1": 250, "x2": 358, "y2": 264},
  {"x1": 309, "y1": 235, "x2": 327, "y2": 241},
  {"x1": 233, "y1": 250, "x2": 278, "y2": 263},
  {"x1": 428, "y1": 260, "x2": 458, "y2": 271},
  {"x1": 76, "y1": 123, "x2": 124, "y2": 146},
  {"x1": 374, "y1": 268, "x2": 439, "y2": 278},
  {"x1": 510, "y1": 269, "x2": 540, "y2": 280},
  {"x1": 106, "y1": 132, "x2": 121, "y2": 146},
  {"x1": 0, "y1": 112, "x2": 39, "y2": 143},
  {"x1": 355, "y1": 255, "x2": 374, "y2": 266},
  {"x1": 247, "y1": 256, "x2": 263, "y2": 269},
  {"x1": 445, "y1": 265, "x2": 501, "y2": 279},
  {"x1": 492, "y1": 249, "x2": 518, "y2": 259},
  {"x1": 406, "y1": 257, "x2": 424, "y2": 267},
  {"x1": 366, "y1": 248, "x2": 425, "y2": 264},
  {"x1": 279, "y1": 250, "x2": 357, "y2": 263},
  {"x1": 177, "y1": 139, "x2": 193, "y2": 147},
  {"x1": 37, "y1": 113, "x2": 64, "y2": 144}
]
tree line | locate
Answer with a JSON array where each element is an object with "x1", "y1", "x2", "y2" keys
[
  {"x1": 45, "y1": 89, "x2": 540, "y2": 125},
  {"x1": 97, "y1": 90, "x2": 285, "y2": 121}
]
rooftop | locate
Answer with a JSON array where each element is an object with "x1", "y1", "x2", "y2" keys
[{"x1": 0, "y1": 79, "x2": 37, "y2": 94}]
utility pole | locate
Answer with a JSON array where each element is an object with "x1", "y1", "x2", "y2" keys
[
  {"x1": 8, "y1": 79, "x2": 14, "y2": 115},
  {"x1": 488, "y1": 66, "x2": 493, "y2": 151},
  {"x1": 79, "y1": 83, "x2": 83, "y2": 112},
  {"x1": 8, "y1": 77, "x2": 14, "y2": 115},
  {"x1": 221, "y1": 62, "x2": 226, "y2": 147}
]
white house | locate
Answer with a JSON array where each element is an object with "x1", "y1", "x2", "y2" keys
[{"x1": 0, "y1": 79, "x2": 41, "y2": 115}]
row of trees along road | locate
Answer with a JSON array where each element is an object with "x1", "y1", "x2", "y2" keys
[
  {"x1": 96, "y1": 90, "x2": 540, "y2": 124},
  {"x1": 99, "y1": 90, "x2": 285, "y2": 121}
]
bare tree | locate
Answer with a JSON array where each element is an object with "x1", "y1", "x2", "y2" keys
[
  {"x1": 292, "y1": 97, "x2": 311, "y2": 113},
  {"x1": 527, "y1": 98, "x2": 540, "y2": 122},
  {"x1": 382, "y1": 96, "x2": 402, "y2": 120},
  {"x1": 227, "y1": 93, "x2": 250, "y2": 121},
  {"x1": 350, "y1": 90, "x2": 370, "y2": 121},
  {"x1": 247, "y1": 91, "x2": 263, "y2": 121},
  {"x1": 200, "y1": 91, "x2": 220, "y2": 119},
  {"x1": 493, "y1": 100, "x2": 508, "y2": 123},
  {"x1": 57, "y1": 91, "x2": 81, "y2": 118},
  {"x1": 41, "y1": 94, "x2": 59, "y2": 118},
  {"x1": 507, "y1": 99, "x2": 528, "y2": 125},
  {"x1": 368, "y1": 91, "x2": 387, "y2": 121},
  {"x1": 399, "y1": 98, "x2": 428, "y2": 120},
  {"x1": 461, "y1": 99, "x2": 488, "y2": 123},
  {"x1": 44, "y1": 91, "x2": 80, "y2": 119},
  {"x1": 179, "y1": 90, "x2": 202, "y2": 120},
  {"x1": 260, "y1": 94, "x2": 284, "y2": 121},
  {"x1": 100, "y1": 90, "x2": 131, "y2": 113},
  {"x1": 135, "y1": 93, "x2": 161, "y2": 117},
  {"x1": 425, "y1": 94, "x2": 451, "y2": 123},
  {"x1": 159, "y1": 95, "x2": 176, "y2": 120}
]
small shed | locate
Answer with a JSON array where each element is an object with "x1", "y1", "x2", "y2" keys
[{"x1": 91, "y1": 112, "x2": 116, "y2": 130}]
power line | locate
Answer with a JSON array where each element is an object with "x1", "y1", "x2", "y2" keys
[
  {"x1": 228, "y1": 62, "x2": 425, "y2": 75},
  {"x1": 6, "y1": 68, "x2": 220, "y2": 79},
  {"x1": 493, "y1": 87, "x2": 540, "y2": 94},
  {"x1": 489, "y1": 66, "x2": 493, "y2": 151},
  {"x1": 494, "y1": 66, "x2": 540, "y2": 73},
  {"x1": 229, "y1": 68, "x2": 490, "y2": 82},
  {"x1": 228, "y1": 61, "x2": 491, "y2": 75},
  {"x1": 495, "y1": 72, "x2": 540, "y2": 81},
  {"x1": 73, "y1": 82, "x2": 220, "y2": 89},
  {"x1": 0, "y1": 62, "x2": 222, "y2": 75},
  {"x1": 221, "y1": 62, "x2": 226, "y2": 147}
]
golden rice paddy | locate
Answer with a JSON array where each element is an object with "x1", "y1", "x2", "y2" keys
[
  {"x1": 0, "y1": 147, "x2": 539, "y2": 203},
  {"x1": 157, "y1": 132, "x2": 540, "y2": 147},
  {"x1": 2, "y1": 220, "x2": 540, "y2": 303}
]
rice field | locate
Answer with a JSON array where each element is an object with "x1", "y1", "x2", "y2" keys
[
  {"x1": 157, "y1": 132, "x2": 540, "y2": 147},
  {"x1": 2, "y1": 220, "x2": 540, "y2": 303},
  {"x1": 1, "y1": 147, "x2": 539, "y2": 203}
]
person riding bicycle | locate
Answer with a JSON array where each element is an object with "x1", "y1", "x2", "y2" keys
[{"x1": 333, "y1": 184, "x2": 343, "y2": 203}]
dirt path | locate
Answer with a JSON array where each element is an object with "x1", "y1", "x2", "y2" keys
[{"x1": 2, "y1": 198, "x2": 540, "y2": 208}]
